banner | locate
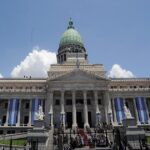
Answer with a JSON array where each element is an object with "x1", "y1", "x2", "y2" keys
[
  {"x1": 8, "y1": 99, "x2": 19, "y2": 126},
  {"x1": 114, "y1": 97, "x2": 125, "y2": 124},
  {"x1": 31, "y1": 98, "x2": 41, "y2": 125},
  {"x1": 135, "y1": 97, "x2": 148, "y2": 124}
]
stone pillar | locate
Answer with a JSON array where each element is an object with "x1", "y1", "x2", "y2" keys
[
  {"x1": 60, "y1": 91, "x2": 65, "y2": 128},
  {"x1": 83, "y1": 90, "x2": 89, "y2": 128},
  {"x1": 4, "y1": 99, "x2": 10, "y2": 127},
  {"x1": 112, "y1": 97, "x2": 117, "y2": 124},
  {"x1": 16, "y1": 99, "x2": 22, "y2": 127},
  {"x1": 94, "y1": 91, "x2": 100, "y2": 126},
  {"x1": 106, "y1": 92, "x2": 112, "y2": 124},
  {"x1": 72, "y1": 91, "x2": 77, "y2": 129},
  {"x1": 104, "y1": 92, "x2": 110, "y2": 124},
  {"x1": 133, "y1": 98, "x2": 140, "y2": 124},
  {"x1": 94, "y1": 91, "x2": 100, "y2": 114},
  {"x1": 48, "y1": 91, "x2": 54, "y2": 129},
  {"x1": 28, "y1": 99, "x2": 32, "y2": 126},
  {"x1": 144, "y1": 97, "x2": 150, "y2": 124}
]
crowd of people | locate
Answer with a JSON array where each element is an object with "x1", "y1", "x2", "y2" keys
[
  {"x1": 53, "y1": 126, "x2": 111, "y2": 150},
  {"x1": 70, "y1": 135, "x2": 85, "y2": 148},
  {"x1": 88, "y1": 133, "x2": 108, "y2": 147}
]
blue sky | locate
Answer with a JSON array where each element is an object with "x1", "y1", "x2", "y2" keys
[{"x1": 0, "y1": 0, "x2": 150, "y2": 77}]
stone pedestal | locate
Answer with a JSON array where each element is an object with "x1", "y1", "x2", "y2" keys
[
  {"x1": 34, "y1": 120, "x2": 45, "y2": 128},
  {"x1": 121, "y1": 117, "x2": 145, "y2": 149},
  {"x1": 122, "y1": 117, "x2": 136, "y2": 127},
  {"x1": 27, "y1": 120, "x2": 49, "y2": 150}
]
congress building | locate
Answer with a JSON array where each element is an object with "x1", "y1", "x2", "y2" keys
[{"x1": 0, "y1": 19, "x2": 150, "y2": 135}]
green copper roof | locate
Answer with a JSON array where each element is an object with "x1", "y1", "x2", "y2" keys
[{"x1": 59, "y1": 19, "x2": 84, "y2": 47}]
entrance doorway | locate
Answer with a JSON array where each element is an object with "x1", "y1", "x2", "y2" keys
[
  {"x1": 77, "y1": 112, "x2": 83, "y2": 128},
  {"x1": 66, "y1": 112, "x2": 72, "y2": 128}
]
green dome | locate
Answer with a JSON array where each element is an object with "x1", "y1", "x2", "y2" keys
[{"x1": 59, "y1": 19, "x2": 84, "y2": 47}]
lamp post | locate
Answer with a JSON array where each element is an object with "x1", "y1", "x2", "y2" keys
[
  {"x1": 48, "y1": 112, "x2": 52, "y2": 129},
  {"x1": 2, "y1": 133, "x2": 5, "y2": 150},
  {"x1": 9, "y1": 126, "x2": 13, "y2": 150},
  {"x1": 9, "y1": 134, "x2": 12, "y2": 150},
  {"x1": 60, "y1": 112, "x2": 65, "y2": 129},
  {"x1": 96, "y1": 112, "x2": 101, "y2": 127},
  {"x1": 108, "y1": 112, "x2": 112, "y2": 125}
]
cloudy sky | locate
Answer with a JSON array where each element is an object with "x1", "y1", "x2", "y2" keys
[{"x1": 0, "y1": 0, "x2": 150, "y2": 78}]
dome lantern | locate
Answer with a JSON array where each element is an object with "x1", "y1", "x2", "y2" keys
[{"x1": 67, "y1": 18, "x2": 74, "y2": 29}]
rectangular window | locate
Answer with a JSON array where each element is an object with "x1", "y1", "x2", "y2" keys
[
  {"x1": 25, "y1": 103, "x2": 29, "y2": 109},
  {"x1": 87, "y1": 99, "x2": 91, "y2": 105},
  {"x1": 55, "y1": 99, "x2": 60, "y2": 105},
  {"x1": 24, "y1": 116, "x2": 29, "y2": 125},
  {"x1": 76, "y1": 99, "x2": 83, "y2": 104},
  {"x1": 4, "y1": 103, "x2": 8, "y2": 109},
  {"x1": 66, "y1": 99, "x2": 72, "y2": 105},
  {"x1": 98, "y1": 99, "x2": 101, "y2": 105},
  {"x1": 2, "y1": 116, "x2": 6, "y2": 125}
]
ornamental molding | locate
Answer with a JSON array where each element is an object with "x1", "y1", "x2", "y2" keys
[{"x1": 49, "y1": 68, "x2": 108, "y2": 82}]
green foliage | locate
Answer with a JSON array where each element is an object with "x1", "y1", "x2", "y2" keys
[
  {"x1": 146, "y1": 136, "x2": 150, "y2": 144},
  {"x1": 0, "y1": 139, "x2": 27, "y2": 146}
]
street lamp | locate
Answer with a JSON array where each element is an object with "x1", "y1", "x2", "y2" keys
[
  {"x1": 48, "y1": 112, "x2": 52, "y2": 129},
  {"x1": 2, "y1": 133, "x2": 5, "y2": 150},
  {"x1": 96, "y1": 112, "x2": 101, "y2": 127},
  {"x1": 108, "y1": 112, "x2": 112, "y2": 125},
  {"x1": 60, "y1": 112, "x2": 65, "y2": 130}
]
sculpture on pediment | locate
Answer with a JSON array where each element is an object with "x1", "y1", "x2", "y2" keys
[
  {"x1": 124, "y1": 104, "x2": 132, "y2": 119},
  {"x1": 35, "y1": 105, "x2": 45, "y2": 120}
]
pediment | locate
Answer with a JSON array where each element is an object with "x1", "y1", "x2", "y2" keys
[{"x1": 51, "y1": 69, "x2": 108, "y2": 82}]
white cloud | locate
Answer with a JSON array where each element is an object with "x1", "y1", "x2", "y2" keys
[
  {"x1": 11, "y1": 48, "x2": 57, "y2": 78},
  {"x1": 108, "y1": 64, "x2": 135, "y2": 78},
  {"x1": 0, "y1": 73, "x2": 3, "y2": 78}
]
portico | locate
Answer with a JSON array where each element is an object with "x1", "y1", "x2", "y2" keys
[{"x1": 47, "y1": 87, "x2": 109, "y2": 129}]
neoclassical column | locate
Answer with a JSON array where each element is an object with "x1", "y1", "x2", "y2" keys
[
  {"x1": 104, "y1": 92, "x2": 111, "y2": 124},
  {"x1": 112, "y1": 97, "x2": 117, "y2": 124},
  {"x1": 48, "y1": 91, "x2": 54, "y2": 129},
  {"x1": 4, "y1": 99, "x2": 10, "y2": 127},
  {"x1": 144, "y1": 97, "x2": 150, "y2": 124},
  {"x1": 94, "y1": 91, "x2": 100, "y2": 114},
  {"x1": 28, "y1": 99, "x2": 32, "y2": 126},
  {"x1": 133, "y1": 98, "x2": 140, "y2": 124},
  {"x1": 60, "y1": 90, "x2": 65, "y2": 128},
  {"x1": 72, "y1": 91, "x2": 77, "y2": 129},
  {"x1": 106, "y1": 92, "x2": 112, "y2": 124},
  {"x1": 94, "y1": 91, "x2": 100, "y2": 126},
  {"x1": 16, "y1": 99, "x2": 22, "y2": 127},
  {"x1": 83, "y1": 90, "x2": 89, "y2": 128}
]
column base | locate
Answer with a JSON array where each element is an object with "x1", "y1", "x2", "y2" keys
[
  {"x1": 84, "y1": 123, "x2": 90, "y2": 130},
  {"x1": 27, "y1": 123, "x2": 32, "y2": 127},
  {"x1": 16, "y1": 123, "x2": 20, "y2": 127},
  {"x1": 50, "y1": 124, "x2": 54, "y2": 130},
  {"x1": 4, "y1": 123, "x2": 8, "y2": 127},
  {"x1": 72, "y1": 124, "x2": 78, "y2": 130},
  {"x1": 49, "y1": 124, "x2": 54, "y2": 130}
]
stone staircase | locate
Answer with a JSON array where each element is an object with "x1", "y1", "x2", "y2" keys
[
  {"x1": 78, "y1": 129, "x2": 88, "y2": 146},
  {"x1": 46, "y1": 129, "x2": 54, "y2": 150}
]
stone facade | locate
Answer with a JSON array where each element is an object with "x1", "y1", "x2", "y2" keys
[{"x1": 0, "y1": 20, "x2": 150, "y2": 135}]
